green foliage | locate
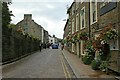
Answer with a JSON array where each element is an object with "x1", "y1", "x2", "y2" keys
[
  {"x1": 91, "y1": 59, "x2": 101, "y2": 70},
  {"x1": 82, "y1": 54, "x2": 94, "y2": 65},
  {"x1": 98, "y1": 49, "x2": 107, "y2": 60},
  {"x1": 104, "y1": 29, "x2": 118, "y2": 41},
  {"x1": 98, "y1": 43, "x2": 110, "y2": 61},
  {"x1": 2, "y1": 2, "x2": 13, "y2": 27},
  {"x1": 99, "y1": 61, "x2": 109, "y2": 72},
  {"x1": 82, "y1": 41, "x2": 95, "y2": 65},
  {"x1": 85, "y1": 45, "x2": 95, "y2": 55},
  {"x1": 8, "y1": 23, "x2": 16, "y2": 29},
  {"x1": 78, "y1": 32, "x2": 88, "y2": 41},
  {"x1": 63, "y1": 37, "x2": 67, "y2": 43}
]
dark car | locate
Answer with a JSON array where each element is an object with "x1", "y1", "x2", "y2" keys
[{"x1": 52, "y1": 44, "x2": 58, "y2": 49}]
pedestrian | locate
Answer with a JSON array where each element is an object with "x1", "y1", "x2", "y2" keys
[
  {"x1": 45, "y1": 43, "x2": 46, "y2": 49},
  {"x1": 39, "y1": 42, "x2": 42, "y2": 52}
]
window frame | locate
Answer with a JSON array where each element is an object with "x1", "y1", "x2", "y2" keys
[
  {"x1": 90, "y1": 0, "x2": 97, "y2": 25},
  {"x1": 110, "y1": 39, "x2": 119, "y2": 50},
  {"x1": 76, "y1": 13, "x2": 79, "y2": 31},
  {"x1": 72, "y1": 18, "x2": 75, "y2": 34},
  {"x1": 80, "y1": 6, "x2": 85, "y2": 30},
  {"x1": 81, "y1": 0, "x2": 84, "y2": 4}
]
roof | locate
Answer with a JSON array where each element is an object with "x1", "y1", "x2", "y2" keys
[
  {"x1": 64, "y1": 19, "x2": 69, "y2": 31},
  {"x1": 67, "y1": 2, "x2": 75, "y2": 14}
]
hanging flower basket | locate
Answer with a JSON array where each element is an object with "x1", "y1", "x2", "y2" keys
[
  {"x1": 92, "y1": 23, "x2": 118, "y2": 51},
  {"x1": 92, "y1": 40, "x2": 103, "y2": 50},
  {"x1": 73, "y1": 34, "x2": 79, "y2": 42},
  {"x1": 104, "y1": 29, "x2": 118, "y2": 41},
  {"x1": 78, "y1": 32, "x2": 88, "y2": 41},
  {"x1": 67, "y1": 36, "x2": 72, "y2": 43}
]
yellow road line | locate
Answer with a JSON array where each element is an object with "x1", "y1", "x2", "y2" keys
[
  {"x1": 60, "y1": 55, "x2": 68, "y2": 78},
  {"x1": 59, "y1": 54, "x2": 71, "y2": 79},
  {"x1": 63, "y1": 58, "x2": 71, "y2": 79}
]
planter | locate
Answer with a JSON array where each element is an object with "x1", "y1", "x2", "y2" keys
[
  {"x1": 83, "y1": 55, "x2": 94, "y2": 65},
  {"x1": 91, "y1": 59, "x2": 101, "y2": 70}
]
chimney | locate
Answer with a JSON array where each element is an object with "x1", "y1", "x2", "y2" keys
[{"x1": 24, "y1": 14, "x2": 32, "y2": 21}]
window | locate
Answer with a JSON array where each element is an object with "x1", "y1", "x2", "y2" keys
[
  {"x1": 24, "y1": 25, "x2": 28, "y2": 32},
  {"x1": 110, "y1": 39, "x2": 119, "y2": 50},
  {"x1": 100, "y1": 0, "x2": 113, "y2": 8},
  {"x1": 76, "y1": 14, "x2": 79, "y2": 31},
  {"x1": 100, "y1": 1, "x2": 117, "y2": 15},
  {"x1": 90, "y1": 0, "x2": 97, "y2": 24},
  {"x1": 72, "y1": 19, "x2": 74, "y2": 34},
  {"x1": 80, "y1": 7, "x2": 85, "y2": 29}
]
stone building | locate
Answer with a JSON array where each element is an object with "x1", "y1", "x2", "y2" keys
[
  {"x1": 65, "y1": 1, "x2": 90, "y2": 57},
  {"x1": 63, "y1": 19, "x2": 72, "y2": 51},
  {"x1": 64, "y1": 0, "x2": 120, "y2": 73},
  {"x1": 43, "y1": 29, "x2": 49, "y2": 44},
  {"x1": 16, "y1": 14, "x2": 49, "y2": 43},
  {"x1": 93, "y1": 1, "x2": 120, "y2": 73}
]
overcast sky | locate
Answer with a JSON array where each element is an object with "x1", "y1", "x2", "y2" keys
[{"x1": 9, "y1": 0, "x2": 73, "y2": 39}]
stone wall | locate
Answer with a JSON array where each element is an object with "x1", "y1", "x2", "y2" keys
[
  {"x1": 0, "y1": 2, "x2": 2, "y2": 64},
  {"x1": 97, "y1": 2, "x2": 119, "y2": 73},
  {"x1": 2, "y1": 27, "x2": 39, "y2": 64}
]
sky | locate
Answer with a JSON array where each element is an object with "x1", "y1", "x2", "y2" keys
[{"x1": 9, "y1": 0, "x2": 73, "y2": 39}]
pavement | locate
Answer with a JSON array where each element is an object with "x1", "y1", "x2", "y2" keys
[{"x1": 62, "y1": 49, "x2": 120, "y2": 79}]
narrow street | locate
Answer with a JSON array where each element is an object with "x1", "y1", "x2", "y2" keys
[
  {"x1": 2, "y1": 49, "x2": 75, "y2": 78},
  {"x1": 2, "y1": 1, "x2": 120, "y2": 79}
]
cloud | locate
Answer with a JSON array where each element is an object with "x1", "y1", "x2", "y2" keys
[
  {"x1": 45, "y1": 4, "x2": 55, "y2": 9},
  {"x1": 9, "y1": 1, "x2": 73, "y2": 39},
  {"x1": 12, "y1": 0, "x2": 73, "y2": 2}
]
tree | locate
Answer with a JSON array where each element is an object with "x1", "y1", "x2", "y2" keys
[{"x1": 2, "y1": 2, "x2": 13, "y2": 28}]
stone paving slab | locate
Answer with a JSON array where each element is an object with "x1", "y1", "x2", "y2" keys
[{"x1": 62, "y1": 49, "x2": 116, "y2": 79}]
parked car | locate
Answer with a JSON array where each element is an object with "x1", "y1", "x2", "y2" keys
[{"x1": 52, "y1": 44, "x2": 58, "y2": 49}]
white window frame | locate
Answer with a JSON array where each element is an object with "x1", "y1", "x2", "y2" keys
[
  {"x1": 110, "y1": 39, "x2": 119, "y2": 50},
  {"x1": 72, "y1": 19, "x2": 74, "y2": 34},
  {"x1": 81, "y1": 0, "x2": 84, "y2": 4},
  {"x1": 80, "y1": 41, "x2": 84, "y2": 55},
  {"x1": 80, "y1": 6, "x2": 85, "y2": 30},
  {"x1": 90, "y1": 0, "x2": 97, "y2": 25},
  {"x1": 76, "y1": 14, "x2": 79, "y2": 31},
  {"x1": 72, "y1": 43, "x2": 74, "y2": 52}
]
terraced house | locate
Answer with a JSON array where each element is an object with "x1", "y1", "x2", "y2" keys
[
  {"x1": 63, "y1": 0, "x2": 120, "y2": 73},
  {"x1": 16, "y1": 14, "x2": 49, "y2": 43}
]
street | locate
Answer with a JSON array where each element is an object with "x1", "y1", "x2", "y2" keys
[{"x1": 2, "y1": 49, "x2": 75, "y2": 78}]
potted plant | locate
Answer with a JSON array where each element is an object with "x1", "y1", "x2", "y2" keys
[
  {"x1": 83, "y1": 44, "x2": 95, "y2": 65},
  {"x1": 91, "y1": 58, "x2": 101, "y2": 70}
]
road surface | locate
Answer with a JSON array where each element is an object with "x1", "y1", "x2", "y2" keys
[{"x1": 2, "y1": 49, "x2": 74, "y2": 78}]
